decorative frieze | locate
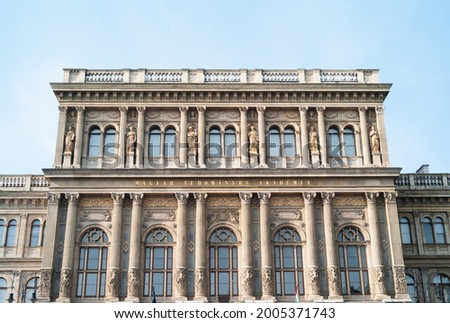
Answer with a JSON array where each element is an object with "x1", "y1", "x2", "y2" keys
[
  {"x1": 269, "y1": 194, "x2": 304, "y2": 207},
  {"x1": 207, "y1": 210, "x2": 239, "y2": 226},
  {"x1": 144, "y1": 210, "x2": 176, "y2": 221},
  {"x1": 78, "y1": 197, "x2": 113, "y2": 208},
  {"x1": 334, "y1": 209, "x2": 365, "y2": 220},
  {"x1": 80, "y1": 210, "x2": 111, "y2": 222},
  {"x1": 272, "y1": 210, "x2": 302, "y2": 220},
  {"x1": 144, "y1": 196, "x2": 177, "y2": 207},
  {"x1": 206, "y1": 196, "x2": 240, "y2": 207},
  {"x1": 333, "y1": 195, "x2": 366, "y2": 206}
]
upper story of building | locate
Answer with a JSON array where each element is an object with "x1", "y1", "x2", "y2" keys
[{"x1": 51, "y1": 68, "x2": 391, "y2": 171}]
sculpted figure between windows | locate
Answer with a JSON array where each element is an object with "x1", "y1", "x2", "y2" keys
[
  {"x1": 369, "y1": 126, "x2": 380, "y2": 153},
  {"x1": 187, "y1": 125, "x2": 197, "y2": 155},
  {"x1": 248, "y1": 125, "x2": 259, "y2": 154},
  {"x1": 64, "y1": 127, "x2": 75, "y2": 154},
  {"x1": 127, "y1": 126, "x2": 137, "y2": 154}
]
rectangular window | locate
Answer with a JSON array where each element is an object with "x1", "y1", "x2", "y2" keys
[
  {"x1": 76, "y1": 273, "x2": 84, "y2": 297},
  {"x1": 347, "y1": 246, "x2": 359, "y2": 268},
  {"x1": 166, "y1": 272, "x2": 172, "y2": 296},
  {"x1": 275, "y1": 271, "x2": 282, "y2": 295},
  {"x1": 348, "y1": 271, "x2": 362, "y2": 295},
  {"x1": 87, "y1": 248, "x2": 100, "y2": 270},
  {"x1": 210, "y1": 273, "x2": 216, "y2": 296},
  {"x1": 218, "y1": 272, "x2": 230, "y2": 295},
  {"x1": 282, "y1": 246, "x2": 294, "y2": 268},
  {"x1": 283, "y1": 271, "x2": 295, "y2": 295},
  {"x1": 85, "y1": 273, "x2": 98, "y2": 297},
  {"x1": 152, "y1": 272, "x2": 164, "y2": 296},
  {"x1": 297, "y1": 271, "x2": 304, "y2": 295},
  {"x1": 153, "y1": 247, "x2": 165, "y2": 270},
  {"x1": 218, "y1": 247, "x2": 229, "y2": 269}
]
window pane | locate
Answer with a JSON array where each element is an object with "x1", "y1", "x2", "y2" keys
[
  {"x1": 424, "y1": 222, "x2": 434, "y2": 243},
  {"x1": 218, "y1": 272, "x2": 230, "y2": 295},
  {"x1": 338, "y1": 246, "x2": 345, "y2": 268},
  {"x1": 218, "y1": 247, "x2": 229, "y2": 269},
  {"x1": 284, "y1": 128, "x2": 296, "y2": 157},
  {"x1": 167, "y1": 247, "x2": 173, "y2": 269},
  {"x1": 77, "y1": 273, "x2": 84, "y2": 297},
  {"x1": 282, "y1": 246, "x2": 295, "y2": 269},
  {"x1": 400, "y1": 218, "x2": 412, "y2": 244},
  {"x1": 0, "y1": 220, "x2": 4, "y2": 247},
  {"x1": 363, "y1": 271, "x2": 370, "y2": 294},
  {"x1": 344, "y1": 128, "x2": 356, "y2": 156},
  {"x1": 275, "y1": 271, "x2": 282, "y2": 295},
  {"x1": 340, "y1": 272, "x2": 347, "y2": 295},
  {"x1": 225, "y1": 128, "x2": 236, "y2": 157},
  {"x1": 209, "y1": 127, "x2": 221, "y2": 157},
  {"x1": 435, "y1": 221, "x2": 446, "y2": 244},
  {"x1": 153, "y1": 272, "x2": 164, "y2": 296},
  {"x1": 210, "y1": 273, "x2": 216, "y2": 296},
  {"x1": 164, "y1": 128, "x2": 176, "y2": 157},
  {"x1": 101, "y1": 248, "x2": 108, "y2": 270},
  {"x1": 153, "y1": 247, "x2": 165, "y2": 270},
  {"x1": 232, "y1": 272, "x2": 238, "y2": 296},
  {"x1": 283, "y1": 271, "x2": 295, "y2": 295},
  {"x1": 30, "y1": 220, "x2": 40, "y2": 247},
  {"x1": 149, "y1": 128, "x2": 161, "y2": 157},
  {"x1": 269, "y1": 128, "x2": 281, "y2": 157},
  {"x1": 104, "y1": 128, "x2": 116, "y2": 157},
  {"x1": 85, "y1": 273, "x2": 98, "y2": 297},
  {"x1": 87, "y1": 248, "x2": 100, "y2": 270},
  {"x1": 274, "y1": 247, "x2": 281, "y2": 269},
  {"x1": 349, "y1": 271, "x2": 362, "y2": 295},
  {"x1": 210, "y1": 247, "x2": 215, "y2": 269},
  {"x1": 79, "y1": 248, "x2": 86, "y2": 270},
  {"x1": 88, "y1": 128, "x2": 101, "y2": 157},
  {"x1": 297, "y1": 272, "x2": 304, "y2": 295},
  {"x1": 296, "y1": 246, "x2": 303, "y2": 268},
  {"x1": 144, "y1": 273, "x2": 150, "y2": 296},
  {"x1": 6, "y1": 220, "x2": 17, "y2": 247},
  {"x1": 360, "y1": 247, "x2": 367, "y2": 268},
  {"x1": 166, "y1": 272, "x2": 172, "y2": 296},
  {"x1": 347, "y1": 246, "x2": 359, "y2": 268},
  {"x1": 0, "y1": 288, "x2": 6, "y2": 303},
  {"x1": 99, "y1": 272, "x2": 106, "y2": 297},
  {"x1": 232, "y1": 247, "x2": 237, "y2": 269},
  {"x1": 145, "y1": 248, "x2": 151, "y2": 270},
  {"x1": 327, "y1": 128, "x2": 340, "y2": 157}
]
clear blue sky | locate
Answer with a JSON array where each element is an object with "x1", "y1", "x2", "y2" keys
[{"x1": 0, "y1": 0, "x2": 449, "y2": 174}]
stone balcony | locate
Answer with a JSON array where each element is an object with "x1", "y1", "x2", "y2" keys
[
  {"x1": 63, "y1": 68, "x2": 380, "y2": 84},
  {"x1": 395, "y1": 173, "x2": 450, "y2": 190},
  {"x1": 0, "y1": 175, "x2": 49, "y2": 192}
]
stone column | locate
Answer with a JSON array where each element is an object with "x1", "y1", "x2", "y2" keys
[
  {"x1": 316, "y1": 106, "x2": 327, "y2": 167},
  {"x1": 375, "y1": 106, "x2": 390, "y2": 166},
  {"x1": 126, "y1": 193, "x2": 143, "y2": 302},
  {"x1": 239, "y1": 106, "x2": 249, "y2": 167},
  {"x1": 239, "y1": 192, "x2": 254, "y2": 300},
  {"x1": 73, "y1": 107, "x2": 85, "y2": 168},
  {"x1": 358, "y1": 107, "x2": 371, "y2": 166},
  {"x1": 365, "y1": 192, "x2": 389, "y2": 300},
  {"x1": 136, "y1": 107, "x2": 146, "y2": 168},
  {"x1": 197, "y1": 106, "x2": 206, "y2": 168},
  {"x1": 321, "y1": 192, "x2": 342, "y2": 300},
  {"x1": 38, "y1": 193, "x2": 60, "y2": 302},
  {"x1": 174, "y1": 192, "x2": 189, "y2": 300},
  {"x1": 257, "y1": 106, "x2": 267, "y2": 167},
  {"x1": 54, "y1": 106, "x2": 68, "y2": 168},
  {"x1": 118, "y1": 106, "x2": 128, "y2": 168},
  {"x1": 384, "y1": 192, "x2": 410, "y2": 300},
  {"x1": 106, "y1": 193, "x2": 124, "y2": 302},
  {"x1": 299, "y1": 106, "x2": 309, "y2": 166},
  {"x1": 303, "y1": 192, "x2": 322, "y2": 301},
  {"x1": 193, "y1": 193, "x2": 208, "y2": 301},
  {"x1": 258, "y1": 192, "x2": 274, "y2": 300},
  {"x1": 179, "y1": 106, "x2": 189, "y2": 167},
  {"x1": 57, "y1": 193, "x2": 79, "y2": 302}
]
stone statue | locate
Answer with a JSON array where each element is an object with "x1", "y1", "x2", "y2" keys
[
  {"x1": 248, "y1": 125, "x2": 259, "y2": 154},
  {"x1": 369, "y1": 126, "x2": 380, "y2": 153},
  {"x1": 126, "y1": 126, "x2": 137, "y2": 154},
  {"x1": 309, "y1": 126, "x2": 319, "y2": 153},
  {"x1": 187, "y1": 125, "x2": 197, "y2": 155},
  {"x1": 64, "y1": 127, "x2": 75, "y2": 153}
]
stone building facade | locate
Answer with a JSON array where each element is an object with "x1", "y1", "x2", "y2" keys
[{"x1": 0, "y1": 68, "x2": 448, "y2": 303}]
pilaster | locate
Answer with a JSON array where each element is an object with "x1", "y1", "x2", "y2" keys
[
  {"x1": 194, "y1": 193, "x2": 208, "y2": 301},
  {"x1": 174, "y1": 192, "x2": 189, "y2": 300},
  {"x1": 118, "y1": 106, "x2": 128, "y2": 168},
  {"x1": 73, "y1": 107, "x2": 85, "y2": 168},
  {"x1": 54, "y1": 106, "x2": 68, "y2": 168},
  {"x1": 197, "y1": 106, "x2": 206, "y2": 168},
  {"x1": 316, "y1": 106, "x2": 327, "y2": 167},
  {"x1": 376, "y1": 106, "x2": 390, "y2": 166},
  {"x1": 239, "y1": 192, "x2": 255, "y2": 300},
  {"x1": 179, "y1": 106, "x2": 189, "y2": 167},
  {"x1": 239, "y1": 106, "x2": 249, "y2": 167},
  {"x1": 299, "y1": 106, "x2": 309, "y2": 166},
  {"x1": 136, "y1": 107, "x2": 146, "y2": 168},
  {"x1": 258, "y1": 192, "x2": 275, "y2": 301},
  {"x1": 256, "y1": 106, "x2": 267, "y2": 167},
  {"x1": 358, "y1": 107, "x2": 371, "y2": 166}
]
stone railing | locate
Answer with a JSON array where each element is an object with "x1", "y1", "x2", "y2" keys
[
  {"x1": 0, "y1": 175, "x2": 49, "y2": 191},
  {"x1": 395, "y1": 173, "x2": 449, "y2": 190},
  {"x1": 63, "y1": 68, "x2": 380, "y2": 84}
]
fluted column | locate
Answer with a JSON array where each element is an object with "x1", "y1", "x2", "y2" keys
[
  {"x1": 257, "y1": 106, "x2": 267, "y2": 167},
  {"x1": 126, "y1": 193, "x2": 143, "y2": 302},
  {"x1": 73, "y1": 107, "x2": 85, "y2": 168},
  {"x1": 106, "y1": 193, "x2": 124, "y2": 301},
  {"x1": 375, "y1": 106, "x2": 390, "y2": 166},
  {"x1": 299, "y1": 106, "x2": 309, "y2": 166},
  {"x1": 197, "y1": 106, "x2": 206, "y2": 168},
  {"x1": 179, "y1": 106, "x2": 189, "y2": 167},
  {"x1": 118, "y1": 106, "x2": 128, "y2": 168},
  {"x1": 258, "y1": 192, "x2": 274, "y2": 300},
  {"x1": 365, "y1": 192, "x2": 389, "y2": 300},
  {"x1": 136, "y1": 107, "x2": 146, "y2": 168},
  {"x1": 38, "y1": 193, "x2": 60, "y2": 302},
  {"x1": 54, "y1": 106, "x2": 68, "y2": 168},
  {"x1": 57, "y1": 193, "x2": 79, "y2": 302},
  {"x1": 358, "y1": 107, "x2": 371, "y2": 166},
  {"x1": 174, "y1": 192, "x2": 189, "y2": 300},
  {"x1": 321, "y1": 192, "x2": 342, "y2": 300},
  {"x1": 303, "y1": 192, "x2": 322, "y2": 301},
  {"x1": 239, "y1": 106, "x2": 249, "y2": 167},
  {"x1": 194, "y1": 193, "x2": 208, "y2": 301},
  {"x1": 384, "y1": 192, "x2": 409, "y2": 300},
  {"x1": 239, "y1": 192, "x2": 254, "y2": 300},
  {"x1": 316, "y1": 106, "x2": 327, "y2": 167}
]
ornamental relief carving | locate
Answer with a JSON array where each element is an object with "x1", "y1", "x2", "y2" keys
[
  {"x1": 334, "y1": 209, "x2": 365, "y2": 220},
  {"x1": 272, "y1": 209, "x2": 302, "y2": 221},
  {"x1": 241, "y1": 268, "x2": 254, "y2": 295},
  {"x1": 207, "y1": 209, "x2": 239, "y2": 226},
  {"x1": 144, "y1": 209, "x2": 176, "y2": 221},
  {"x1": 270, "y1": 195, "x2": 304, "y2": 207},
  {"x1": 38, "y1": 269, "x2": 52, "y2": 296},
  {"x1": 80, "y1": 210, "x2": 111, "y2": 222},
  {"x1": 206, "y1": 196, "x2": 240, "y2": 207},
  {"x1": 393, "y1": 266, "x2": 407, "y2": 294},
  {"x1": 146, "y1": 110, "x2": 160, "y2": 120},
  {"x1": 59, "y1": 269, "x2": 72, "y2": 298},
  {"x1": 127, "y1": 268, "x2": 140, "y2": 297},
  {"x1": 107, "y1": 268, "x2": 121, "y2": 297},
  {"x1": 175, "y1": 268, "x2": 187, "y2": 296},
  {"x1": 261, "y1": 267, "x2": 274, "y2": 296},
  {"x1": 79, "y1": 197, "x2": 113, "y2": 208},
  {"x1": 143, "y1": 196, "x2": 177, "y2": 207},
  {"x1": 333, "y1": 196, "x2": 366, "y2": 207},
  {"x1": 195, "y1": 268, "x2": 207, "y2": 296}
]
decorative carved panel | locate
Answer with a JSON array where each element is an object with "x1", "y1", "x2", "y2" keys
[
  {"x1": 79, "y1": 197, "x2": 113, "y2": 208},
  {"x1": 270, "y1": 194, "x2": 304, "y2": 207},
  {"x1": 334, "y1": 209, "x2": 365, "y2": 220},
  {"x1": 333, "y1": 195, "x2": 366, "y2": 206},
  {"x1": 206, "y1": 195, "x2": 240, "y2": 207},
  {"x1": 143, "y1": 196, "x2": 177, "y2": 207}
]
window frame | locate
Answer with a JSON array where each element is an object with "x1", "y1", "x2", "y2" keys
[
  {"x1": 283, "y1": 127, "x2": 296, "y2": 158},
  {"x1": 224, "y1": 127, "x2": 236, "y2": 158},
  {"x1": 149, "y1": 126, "x2": 162, "y2": 158},
  {"x1": 208, "y1": 126, "x2": 222, "y2": 158},
  {"x1": 6, "y1": 219, "x2": 17, "y2": 247},
  {"x1": 327, "y1": 126, "x2": 341, "y2": 157},
  {"x1": 400, "y1": 217, "x2": 412, "y2": 244},
  {"x1": 88, "y1": 127, "x2": 101, "y2": 158},
  {"x1": 269, "y1": 126, "x2": 281, "y2": 158},
  {"x1": 164, "y1": 127, "x2": 176, "y2": 157},
  {"x1": 30, "y1": 219, "x2": 41, "y2": 247},
  {"x1": 343, "y1": 126, "x2": 356, "y2": 157}
]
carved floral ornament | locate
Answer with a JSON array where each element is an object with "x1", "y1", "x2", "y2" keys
[
  {"x1": 334, "y1": 209, "x2": 365, "y2": 220},
  {"x1": 207, "y1": 210, "x2": 239, "y2": 226},
  {"x1": 144, "y1": 210, "x2": 176, "y2": 221}
]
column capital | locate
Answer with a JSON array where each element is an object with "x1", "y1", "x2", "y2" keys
[
  {"x1": 111, "y1": 193, "x2": 125, "y2": 205},
  {"x1": 179, "y1": 106, "x2": 189, "y2": 113},
  {"x1": 58, "y1": 106, "x2": 68, "y2": 112},
  {"x1": 175, "y1": 192, "x2": 189, "y2": 204},
  {"x1": 365, "y1": 192, "x2": 379, "y2": 203},
  {"x1": 119, "y1": 106, "x2": 128, "y2": 113},
  {"x1": 383, "y1": 191, "x2": 398, "y2": 203},
  {"x1": 239, "y1": 106, "x2": 248, "y2": 113},
  {"x1": 75, "y1": 106, "x2": 85, "y2": 112},
  {"x1": 299, "y1": 106, "x2": 309, "y2": 113},
  {"x1": 302, "y1": 192, "x2": 316, "y2": 204},
  {"x1": 256, "y1": 105, "x2": 266, "y2": 113},
  {"x1": 47, "y1": 193, "x2": 61, "y2": 204},
  {"x1": 65, "y1": 193, "x2": 79, "y2": 205},
  {"x1": 316, "y1": 106, "x2": 326, "y2": 113},
  {"x1": 130, "y1": 193, "x2": 144, "y2": 204},
  {"x1": 375, "y1": 105, "x2": 385, "y2": 114},
  {"x1": 358, "y1": 106, "x2": 368, "y2": 113},
  {"x1": 196, "y1": 106, "x2": 206, "y2": 114},
  {"x1": 193, "y1": 193, "x2": 208, "y2": 204},
  {"x1": 321, "y1": 192, "x2": 335, "y2": 204},
  {"x1": 257, "y1": 192, "x2": 271, "y2": 204},
  {"x1": 137, "y1": 106, "x2": 146, "y2": 113},
  {"x1": 239, "y1": 192, "x2": 253, "y2": 204}
]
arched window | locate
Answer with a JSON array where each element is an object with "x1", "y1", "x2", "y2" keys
[
  {"x1": 164, "y1": 127, "x2": 176, "y2": 157},
  {"x1": 406, "y1": 274, "x2": 418, "y2": 303},
  {"x1": 283, "y1": 127, "x2": 296, "y2": 157},
  {"x1": 88, "y1": 127, "x2": 101, "y2": 157},
  {"x1": 400, "y1": 217, "x2": 412, "y2": 244},
  {"x1": 30, "y1": 220, "x2": 41, "y2": 247},
  {"x1": 76, "y1": 228, "x2": 108, "y2": 298},
  {"x1": 0, "y1": 219, "x2": 4, "y2": 246},
  {"x1": 269, "y1": 126, "x2": 281, "y2": 157},
  {"x1": 423, "y1": 217, "x2": 434, "y2": 243},
  {"x1": 209, "y1": 227, "x2": 238, "y2": 301},
  {"x1": 6, "y1": 220, "x2": 17, "y2": 247},
  {"x1": 327, "y1": 127, "x2": 341, "y2": 157},
  {"x1": 435, "y1": 217, "x2": 446, "y2": 244},
  {"x1": 224, "y1": 127, "x2": 236, "y2": 157},
  {"x1": 343, "y1": 127, "x2": 356, "y2": 156},
  {"x1": 41, "y1": 221, "x2": 46, "y2": 246},
  {"x1": 338, "y1": 226, "x2": 369, "y2": 295},
  {"x1": 273, "y1": 227, "x2": 304, "y2": 297},
  {"x1": 144, "y1": 228, "x2": 173, "y2": 298},
  {"x1": 433, "y1": 274, "x2": 450, "y2": 303},
  {"x1": 103, "y1": 128, "x2": 116, "y2": 158},
  {"x1": 0, "y1": 278, "x2": 7, "y2": 303},
  {"x1": 149, "y1": 127, "x2": 161, "y2": 157},
  {"x1": 209, "y1": 127, "x2": 221, "y2": 157},
  {"x1": 24, "y1": 277, "x2": 39, "y2": 303}
]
